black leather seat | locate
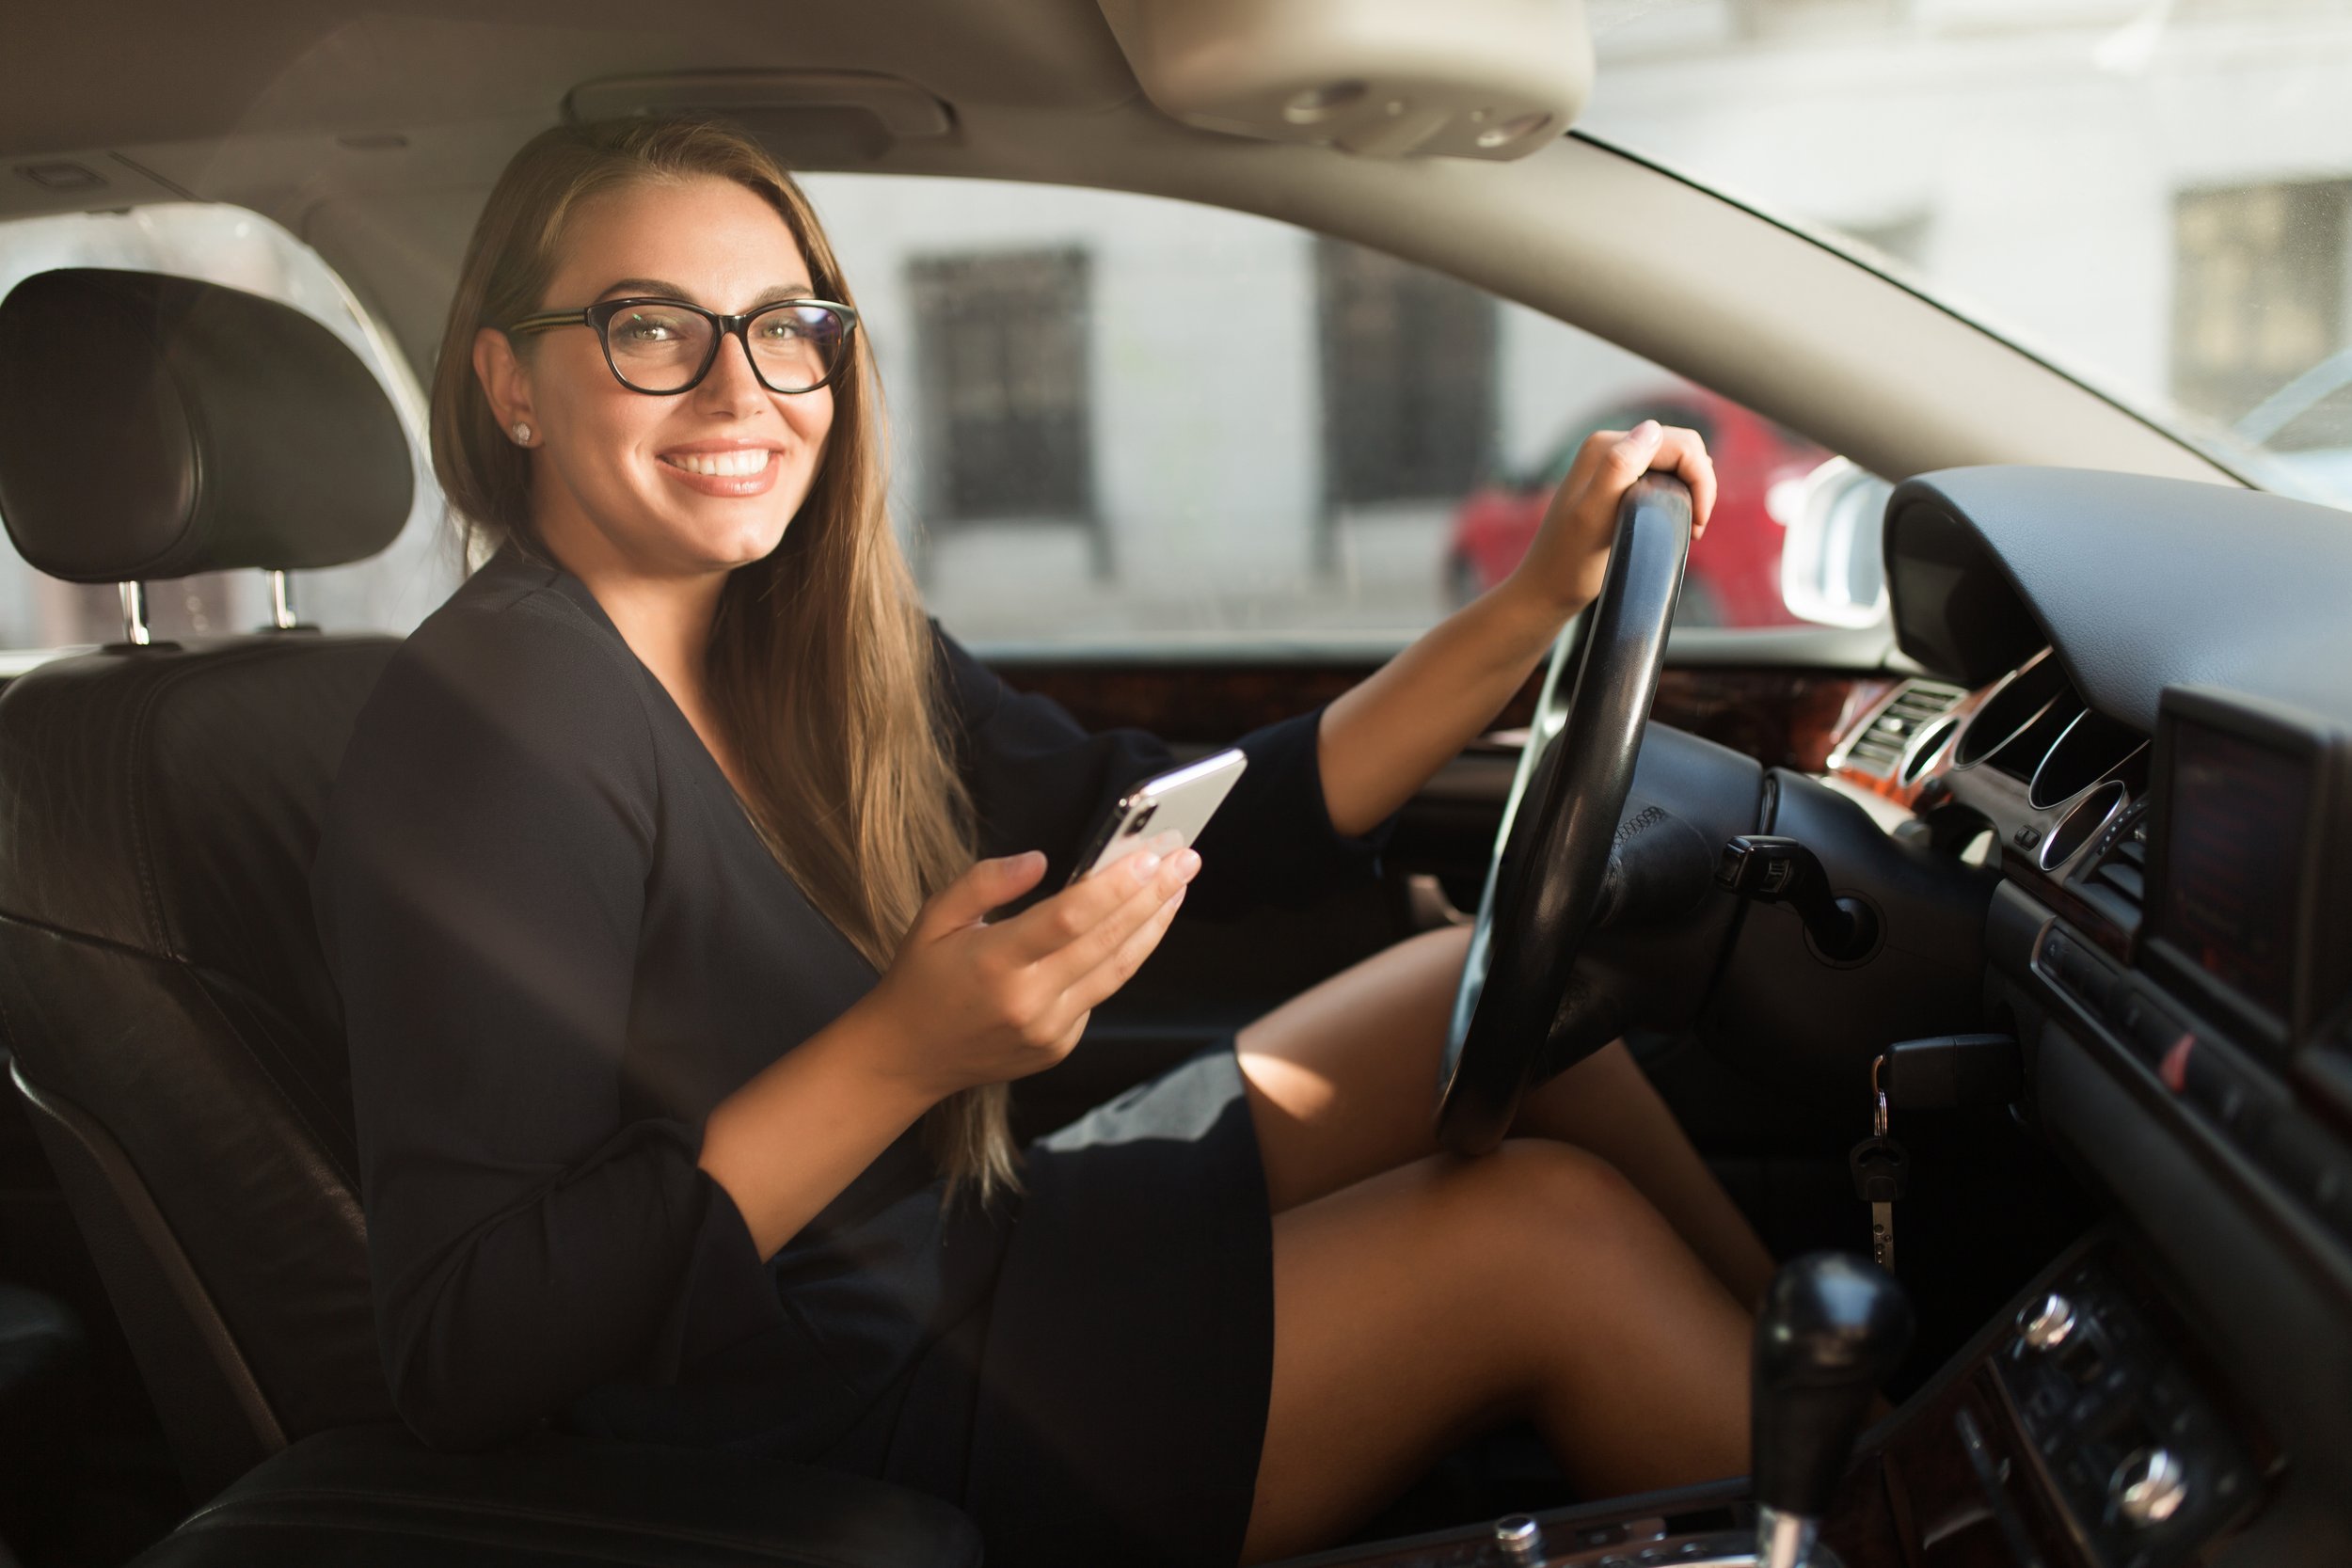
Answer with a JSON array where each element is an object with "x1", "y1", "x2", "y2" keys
[
  {"x1": 128, "y1": 1424, "x2": 977, "y2": 1568},
  {"x1": 0, "y1": 269, "x2": 978, "y2": 1568},
  {"x1": 0, "y1": 1276, "x2": 81, "y2": 1560}
]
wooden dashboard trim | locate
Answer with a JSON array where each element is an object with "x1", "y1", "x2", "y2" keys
[{"x1": 988, "y1": 656, "x2": 1882, "y2": 777}]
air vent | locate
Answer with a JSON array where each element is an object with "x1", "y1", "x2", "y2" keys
[
  {"x1": 2029, "y1": 709, "x2": 2149, "y2": 809},
  {"x1": 1987, "y1": 685, "x2": 2086, "y2": 786},
  {"x1": 2076, "y1": 803, "x2": 2150, "y2": 931},
  {"x1": 1837, "y1": 679, "x2": 1968, "y2": 780},
  {"x1": 1954, "y1": 650, "x2": 2065, "y2": 770},
  {"x1": 1951, "y1": 648, "x2": 2107, "y2": 788},
  {"x1": 1949, "y1": 648, "x2": 2148, "y2": 807}
]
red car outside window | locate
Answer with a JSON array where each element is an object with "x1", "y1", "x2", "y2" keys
[{"x1": 1446, "y1": 387, "x2": 1830, "y2": 627}]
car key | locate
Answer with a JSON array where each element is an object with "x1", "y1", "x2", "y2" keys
[{"x1": 1849, "y1": 1055, "x2": 1909, "y2": 1273}]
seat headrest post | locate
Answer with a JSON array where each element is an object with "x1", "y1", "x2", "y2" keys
[
  {"x1": 268, "y1": 570, "x2": 296, "y2": 631},
  {"x1": 119, "y1": 581, "x2": 151, "y2": 646}
]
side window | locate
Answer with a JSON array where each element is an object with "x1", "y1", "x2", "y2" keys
[
  {"x1": 0, "y1": 204, "x2": 452, "y2": 654},
  {"x1": 805, "y1": 174, "x2": 1881, "y2": 648}
]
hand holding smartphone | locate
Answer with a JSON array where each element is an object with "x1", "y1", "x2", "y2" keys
[{"x1": 1067, "y1": 749, "x2": 1247, "y2": 886}]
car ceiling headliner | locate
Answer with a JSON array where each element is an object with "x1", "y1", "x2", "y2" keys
[{"x1": 2, "y1": 0, "x2": 1138, "y2": 154}]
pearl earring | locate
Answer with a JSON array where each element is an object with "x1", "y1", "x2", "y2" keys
[{"x1": 513, "y1": 420, "x2": 532, "y2": 445}]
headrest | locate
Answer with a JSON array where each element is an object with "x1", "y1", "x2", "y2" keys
[{"x1": 0, "y1": 268, "x2": 414, "y2": 584}]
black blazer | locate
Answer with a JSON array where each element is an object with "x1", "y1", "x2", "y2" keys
[{"x1": 312, "y1": 548, "x2": 1387, "y2": 1451}]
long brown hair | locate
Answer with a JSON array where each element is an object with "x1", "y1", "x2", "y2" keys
[{"x1": 429, "y1": 118, "x2": 1014, "y2": 1200}]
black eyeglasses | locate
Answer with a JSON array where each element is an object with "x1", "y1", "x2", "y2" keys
[{"x1": 505, "y1": 296, "x2": 859, "y2": 396}]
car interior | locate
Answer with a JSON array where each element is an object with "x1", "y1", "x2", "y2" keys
[{"x1": 0, "y1": 3, "x2": 2348, "y2": 1568}]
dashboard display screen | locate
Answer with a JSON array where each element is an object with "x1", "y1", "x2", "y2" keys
[{"x1": 2156, "y1": 721, "x2": 2309, "y2": 1021}]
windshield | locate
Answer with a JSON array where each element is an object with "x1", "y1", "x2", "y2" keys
[{"x1": 1580, "y1": 0, "x2": 2352, "y2": 511}]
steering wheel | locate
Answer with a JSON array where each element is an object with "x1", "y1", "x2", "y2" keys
[{"x1": 1436, "y1": 472, "x2": 1693, "y2": 1154}]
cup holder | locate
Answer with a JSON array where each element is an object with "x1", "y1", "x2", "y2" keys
[{"x1": 2038, "y1": 780, "x2": 2127, "y2": 873}]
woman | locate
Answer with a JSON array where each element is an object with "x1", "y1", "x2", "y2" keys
[{"x1": 314, "y1": 118, "x2": 1767, "y2": 1568}]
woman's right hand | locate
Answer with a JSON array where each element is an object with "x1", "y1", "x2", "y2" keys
[{"x1": 864, "y1": 838, "x2": 1200, "y2": 1102}]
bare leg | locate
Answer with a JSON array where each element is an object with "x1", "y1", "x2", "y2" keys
[
  {"x1": 1242, "y1": 1141, "x2": 1751, "y2": 1562},
  {"x1": 1516, "y1": 1035, "x2": 1777, "y2": 1308},
  {"x1": 1237, "y1": 924, "x2": 1774, "y2": 1306}
]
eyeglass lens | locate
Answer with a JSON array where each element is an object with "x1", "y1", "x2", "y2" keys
[{"x1": 603, "y1": 302, "x2": 849, "y2": 393}]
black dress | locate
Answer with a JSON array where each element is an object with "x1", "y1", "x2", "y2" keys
[{"x1": 312, "y1": 549, "x2": 1389, "y2": 1568}]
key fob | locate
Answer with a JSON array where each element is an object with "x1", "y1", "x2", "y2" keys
[{"x1": 1848, "y1": 1134, "x2": 1910, "y2": 1204}]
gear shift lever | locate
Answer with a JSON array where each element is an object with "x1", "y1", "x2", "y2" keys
[{"x1": 1752, "y1": 1253, "x2": 1913, "y2": 1568}]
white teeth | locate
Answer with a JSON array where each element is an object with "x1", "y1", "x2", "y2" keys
[{"x1": 667, "y1": 449, "x2": 772, "y2": 478}]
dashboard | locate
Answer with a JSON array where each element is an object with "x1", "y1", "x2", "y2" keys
[
  {"x1": 1018, "y1": 466, "x2": 2349, "y2": 1568},
  {"x1": 1824, "y1": 467, "x2": 2352, "y2": 1567},
  {"x1": 1833, "y1": 648, "x2": 2350, "y2": 1071},
  {"x1": 1238, "y1": 466, "x2": 2352, "y2": 1568}
]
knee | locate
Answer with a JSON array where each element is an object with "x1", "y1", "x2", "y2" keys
[
  {"x1": 1409, "y1": 923, "x2": 1475, "y2": 969},
  {"x1": 1436, "y1": 1140, "x2": 1660, "y2": 1260},
  {"x1": 1374, "y1": 924, "x2": 1474, "y2": 1014}
]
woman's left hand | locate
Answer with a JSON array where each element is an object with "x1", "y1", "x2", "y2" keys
[{"x1": 1505, "y1": 420, "x2": 1716, "y2": 616}]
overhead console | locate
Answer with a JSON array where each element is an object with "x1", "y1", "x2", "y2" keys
[{"x1": 1096, "y1": 0, "x2": 1591, "y2": 160}]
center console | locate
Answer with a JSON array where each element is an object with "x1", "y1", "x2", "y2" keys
[
  {"x1": 1990, "y1": 1251, "x2": 2260, "y2": 1568},
  {"x1": 1292, "y1": 1500, "x2": 1769, "y2": 1568},
  {"x1": 1281, "y1": 1233, "x2": 2270, "y2": 1568}
]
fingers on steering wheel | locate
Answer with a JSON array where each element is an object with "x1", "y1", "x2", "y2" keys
[
  {"x1": 1597, "y1": 421, "x2": 1662, "y2": 487},
  {"x1": 1634, "y1": 424, "x2": 1714, "y2": 541},
  {"x1": 1595, "y1": 424, "x2": 1713, "y2": 542},
  {"x1": 1660, "y1": 430, "x2": 1716, "y2": 540}
]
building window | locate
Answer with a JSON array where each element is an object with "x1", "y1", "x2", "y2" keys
[
  {"x1": 908, "y1": 247, "x2": 1096, "y2": 541},
  {"x1": 2173, "y1": 179, "x2": 2351, "y2": 443},
  {"x1": 1315, "y1": 239, "x2": 1498, "y2": 509}
]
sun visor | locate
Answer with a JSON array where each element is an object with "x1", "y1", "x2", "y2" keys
[
  {"x1": 564, "y1": 72, "x2": 956, "y2": 164},
  {"x1": 1097, "y1": 0, "x2": 1591, "y2": 160}
]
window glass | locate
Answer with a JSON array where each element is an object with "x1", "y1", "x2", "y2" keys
[
  {"x1": 2172, "y1": 179, "x2": 2349, "y2": 451},
  {"x1": 0, "y1": 186, "x2": 1880, "y2": 655},
  {"x1": 0, "y1": 204, "x2": 453, "y2": 652},
  {"x1": 1577, "y1": 0, "x2": 2352, "y2": 511},
  {"x1": 803, "y1": 173, "x2": 1867, "y2": 647}
]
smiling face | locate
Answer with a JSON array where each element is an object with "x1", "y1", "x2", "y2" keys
[{"x1": 473, "y1": 174, "x2": 837, "y2": 584}]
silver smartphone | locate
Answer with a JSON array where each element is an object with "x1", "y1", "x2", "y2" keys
[{"x1": 1067, "y1": 748, "x2": 1248, "y2": 886}]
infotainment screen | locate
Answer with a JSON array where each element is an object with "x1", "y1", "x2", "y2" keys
[{"x1": 2152, "y1": 719, "x2": 2310, "y2": 1022}]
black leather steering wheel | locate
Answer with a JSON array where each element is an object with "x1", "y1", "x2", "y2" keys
[{"x1": 1436, "y1": 472, "x2": 1694, "y2": 1154}]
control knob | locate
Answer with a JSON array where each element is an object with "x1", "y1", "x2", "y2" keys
[
  {"x1": 2111, "y1": 1447, "x2": 2188, "y2": 1528},
  {"x1": 1492, "y1": 1515, "x2": 1543, "y2": 1567},
  {"x1": 2018, "y1": 1292, "x2": 2076, "y2": 1353}
]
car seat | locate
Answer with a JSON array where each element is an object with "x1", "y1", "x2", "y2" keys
[{"x1": 0, "y1": 269, "x2": 976, "y2": 1567}]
